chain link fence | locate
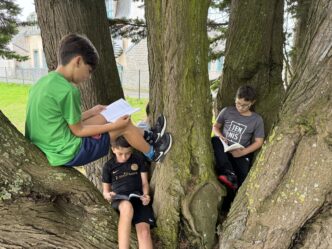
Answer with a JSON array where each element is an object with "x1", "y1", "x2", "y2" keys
[
  {"x1": 0, "y1": 67, "x2": 149, "y2": 98},
  {"x1": 0, "y1": 67, "x2": 48, "y2": 84}
]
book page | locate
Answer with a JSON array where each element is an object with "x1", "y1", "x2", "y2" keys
[
  {"x1": 100, "y1": 98, "x2": 140, "y2": 123},
  {"x1": 128, "y1": 193, "x2": 143, "y2": 199},
  {"x1": 219, "y1": 137, "x2": 244, "y2": 152},
  {"x1": 112, "y1": 194, "x2": 129, "y2": 201},
  {"x1": 225, "y1": 143, "x2": 244, "y2": 152}
]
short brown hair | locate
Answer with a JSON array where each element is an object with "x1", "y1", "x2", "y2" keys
[
  {"x1": 57, "y1": 33, "x2": 99, "y2": 71},
  {"x1": 111, "y1": 136, "x2": 131, "y2": 148}
]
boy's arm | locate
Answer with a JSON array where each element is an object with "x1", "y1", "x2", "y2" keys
[
  {"x1": 69, "y1": 115, "x2": 130, "y2": 137},
  {"x1": 140, "y1": 172, "x2": 150, "y2": 205},
  {"x1": 102, "y1": 183, "x2": 116, "y2": 201},
  {"x1": 230, "y1": 137, "x2": 264, "y2": 158},
  {"x1": 212, "y1": 122, "x2": 227, "y2": 141}
]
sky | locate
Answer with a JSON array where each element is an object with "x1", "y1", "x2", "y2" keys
[{"x1": 15, "y1": 0, "x2": 35, "y2": 21}]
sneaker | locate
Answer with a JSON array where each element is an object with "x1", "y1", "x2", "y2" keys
[
  {"x1": 153, "y1": 132, "x2": 172, "y2": 163},
  {"x1": 150, "y1": 114, "x2": 167, "y2": 144},
  {"x1": 218, "y1": 171, "x2": 238, "y2": 190}
]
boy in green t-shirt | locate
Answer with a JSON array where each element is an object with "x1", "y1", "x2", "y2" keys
[{"x1": 25, "y1": 33, "x2": 172, "y2": 167}]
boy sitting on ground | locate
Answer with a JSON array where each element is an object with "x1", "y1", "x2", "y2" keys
[{"x1": 102, "y1": 136, "x2": 155, "y2": 249}]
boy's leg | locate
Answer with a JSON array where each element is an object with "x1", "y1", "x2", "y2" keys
[
  {"x1": 211, "y1": 136, "x2": 238, "y2": 189},
  {"x1": 109, "y1": 122, "x2": 150, "y2": 153},
  {"x1": 82, "y1": 113, "x2": 150, "y2": 153},
  {"x1": 118, "y1": 201, "x2": 134, "y2": 249},
  {"x1": 83, "y1": 113, "x2": 172, "y2": 162},
  {"x1": 135, "y1": 223, "x2": 153, "y2": 249},
  {"x1": 82, "y1": 114, "x2": 107, "y2": 125},
  {"x1": 211, "y1": 136, "x2": 234, "y2": 174},
  {"x1": 231, "y1": 157, "x2": 251, "y2": 187},
  {"x1": 110, "y1": 121, "x2": 172, "y2": 162}
]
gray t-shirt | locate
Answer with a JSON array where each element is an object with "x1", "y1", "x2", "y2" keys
[{"x1": 216, "y1": 106, "x2": 264, "y2": 147}]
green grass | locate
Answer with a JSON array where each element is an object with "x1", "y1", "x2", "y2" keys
[
  {"x1": 0, "y1": 83, "x2": 30, "y2": 132},
  {"x1": 0, "y1": 82, "x2": 148, "y2": 134}
]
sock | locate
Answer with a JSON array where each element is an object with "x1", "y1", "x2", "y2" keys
[{"x1": 143, "y1": 145, "x2": 155, "y2": 160}]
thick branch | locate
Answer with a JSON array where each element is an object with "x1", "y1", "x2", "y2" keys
[{"x1": 0, "y1": 112, "x2": 137, "y2": 248}]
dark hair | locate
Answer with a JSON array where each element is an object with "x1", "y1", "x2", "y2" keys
[
  {"x1": 57, "y1": 33, "x2": 99, "y2": 71},
  {"x1": 111, "y1": 136, "x2": 131, "y2": 148},
  {"x1": 236, "y1": 85, "x2": 257, "y2": 101}
]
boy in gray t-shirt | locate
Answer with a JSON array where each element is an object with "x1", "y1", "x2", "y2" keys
[{"x1": 212, "y1": 86, "x2": 264, "y2": 191}]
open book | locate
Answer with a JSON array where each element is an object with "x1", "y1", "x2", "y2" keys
[
  {"x1": 112, "y1": 193, "x2": 143, "y2": 201},
  {"x1": 100, "y1": 98, "x2": 140, "y2": 123},
  {"x1": 220, "y1": 137, "x2": 244, "y2": 152}
]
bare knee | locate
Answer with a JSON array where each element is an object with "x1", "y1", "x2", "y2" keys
[
  {"x1": 136, "y1": 223, "x2": 151, "y2": 240},
  {"x1": 118, "y1": 201, "x2": 134, "y2": 218}
]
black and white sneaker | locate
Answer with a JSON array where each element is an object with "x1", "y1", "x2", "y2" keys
[
  {"x1": 150, "y1": 114, "x2": 167, "y2": 144},
  {"x1": 153, "y1": 132, "x2": 172, "y2": 163}
]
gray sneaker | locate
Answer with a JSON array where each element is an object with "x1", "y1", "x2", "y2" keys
[
  {"x1": 153, "y1": 132, "x2": 172, "y2": 163},
  {"x1": 151, "y1": 114, "x2": 167, "y2": 144}
]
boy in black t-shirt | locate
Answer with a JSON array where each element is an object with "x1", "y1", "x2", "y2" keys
[{"x1": 102, "y1": 136, "x2": 155, "y2": 249}]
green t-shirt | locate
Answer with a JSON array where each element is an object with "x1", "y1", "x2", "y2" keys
[{"x1": 25, "y1": 71, "x2": 82, "y2": 166}]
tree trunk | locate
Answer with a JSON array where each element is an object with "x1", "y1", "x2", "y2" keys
[
  {"x1": 145, "y1": 1, "x2": 224, "y2": 248},
  {"x1": 34, "y1": 0, "x2": 124, "y2": 190},
  {"x1": 219, "y1": 0, "x2": 332, "y2": 248},
  {"x1": 0, "y1": 112, "x2": 139, "y2": 248},
  {"x1": 145, "y1": 1, "x2": 164, "y2": 118},
  {"x1": 291, "y1": 0, "x2": 311, "y2": 68},
  {"x1": 215, "y1": 0, "x2": 284, "y2": 135}
]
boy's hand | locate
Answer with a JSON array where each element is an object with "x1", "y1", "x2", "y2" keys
[
  {"x1": 219, "y1": 135, "x2": 228, "y2": 144},
  {"x1": 90, "y1": 104, "x2": 106, "y2": 116},
  {"x1": 103, "y1": 191, "x2": 116, "y2": 202},
  {"x1": 113, "y1": 115, "x2": 131, "y2": 129},
  {"x1": 141, "y1": 194, "x2": 150, "y2": 206},
  {"x1": 230, "y1": 148, "x2": 246, "y2": 158}
]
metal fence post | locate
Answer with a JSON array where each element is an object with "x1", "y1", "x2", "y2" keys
[
  {"x1": 4, "y1": 67, "x2": 8, "y2": 83},
  {"x1": 138, "y1": 69, "x2": 141, "y2": 99},
  {"x1": 22, "y1": 69, "x2": 25, "y2": 84}
]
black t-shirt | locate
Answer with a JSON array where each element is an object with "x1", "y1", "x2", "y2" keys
[{"x1": 102, "y1": 153, "x2": 148, "y2": 195}]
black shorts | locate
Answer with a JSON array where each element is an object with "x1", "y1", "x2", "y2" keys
[{"x1": 112, "y1": 198, "x2": 156, "y2": 228}]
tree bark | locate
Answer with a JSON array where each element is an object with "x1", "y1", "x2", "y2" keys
[
  {"x1": 34, "y1": 0, "x2": 124, "y2": 190},
  {"x1": 0, "y1": 112, "x2": 139, "y2": 248},
  {"x1": 146, "y1": 1, "x2": 224, "y2": 248},
  {"x1": 145, "y1": 1, "x2": 164, "y2": 118},
  {"x1": 291, "y1": 0, "x2": 311, "y2": 69},
  {"x1": 219, "y1": 0, "x2": 332, "y2": 248},
  {"x1": 215, "y1": 0, "x2": 284, "y2": 135}
]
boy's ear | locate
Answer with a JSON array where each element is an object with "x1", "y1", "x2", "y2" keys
[{"x1": 71, "y1": 55, "x2": 82, "y2": 67}]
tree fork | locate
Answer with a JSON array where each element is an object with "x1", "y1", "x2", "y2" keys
[{"x1": 0, "y1": 112, "x2": 138, "y2": 248}]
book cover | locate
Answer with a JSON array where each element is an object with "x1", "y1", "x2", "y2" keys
[
  {"x1": 100, "y1": 98, "x2": 140, "y2": 123},
  {"x1": 112, "y1": 193, "x2": 143, "y2": 201},
  {"x1": 219, "y1": 137, "x2": 244, "y2": 152}
]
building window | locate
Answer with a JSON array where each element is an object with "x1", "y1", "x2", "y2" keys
[
  {"x1": 42, "y1": 52, "x2": 47, "y2": 69},
  {"x1": 105, "y1": 0, "x2": 113, "y2": 18},
  {"x1": 33, "y1": 50, "x2": 40, "y2": 68}
]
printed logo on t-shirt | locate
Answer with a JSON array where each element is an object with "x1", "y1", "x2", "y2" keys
[
  {"x1": 225, "y1": 121, "x2": 247, "y2": 144},
  {"x1": 131, "y1": 163, "x2": 139, "y2": 171}
]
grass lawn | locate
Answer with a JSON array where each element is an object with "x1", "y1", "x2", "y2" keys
[
  {"x1": 0, "y1": 82, "x2": 148, "y2": 134},
  {"x1": 0, "y1": 83, "x2": 30, "y2": 132}
]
